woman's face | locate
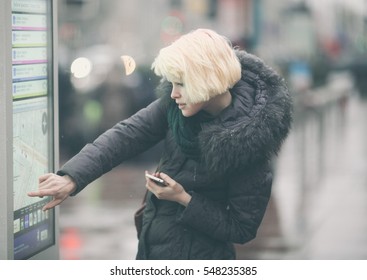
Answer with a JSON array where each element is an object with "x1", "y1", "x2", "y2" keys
[{"x1": 170, "y1": 82, "x2": 206, "y2": 117}]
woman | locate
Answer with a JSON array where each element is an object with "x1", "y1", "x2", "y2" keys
[{"x1": 28, "y1": 29, "x2": 292, "y2": 259}]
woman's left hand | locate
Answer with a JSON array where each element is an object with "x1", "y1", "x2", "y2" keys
[{"x1": 145, "y1": 171, "x2": 192, "y2": 207}]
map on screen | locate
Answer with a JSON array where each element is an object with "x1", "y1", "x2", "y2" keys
[{"x1": 13, "y1": 97, "x2": 49, "y2": 211}]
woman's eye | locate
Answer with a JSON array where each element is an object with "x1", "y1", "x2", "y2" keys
[{"x1": 176, "y1": 82, "x2": 184, "y2": 87}]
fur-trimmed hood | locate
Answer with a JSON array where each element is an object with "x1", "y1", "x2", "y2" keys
[
  {"x1": 156, "y1": 50, "x2": 292, "y2": 175},
  {"x1": 199, "y1": 50, "x2": 293, "y2": 174}
]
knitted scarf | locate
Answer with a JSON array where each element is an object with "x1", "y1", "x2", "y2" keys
[{"x1": 166, "y1": 98, "x2": 213, "y2": 160}]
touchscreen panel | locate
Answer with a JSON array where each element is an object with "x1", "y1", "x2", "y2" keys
[{"x1": 12, "y1": 0, "x2": 55, "y2": 260}]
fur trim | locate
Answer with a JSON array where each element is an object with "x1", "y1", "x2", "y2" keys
[
  {"x1": 198, "y1": 51, "x2": 293, "y2": 174},
  {"x1": 155, "y1": 51, "x2": 293, "y2": 174}
]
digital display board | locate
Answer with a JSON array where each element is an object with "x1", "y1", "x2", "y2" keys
[{"x1": 12, "y1": 0, "x2": 55, "y2": 260}]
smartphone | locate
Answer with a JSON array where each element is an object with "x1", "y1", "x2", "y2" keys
[{"x1": 145, "y1": 173, "x2": 167, "y2": 186}]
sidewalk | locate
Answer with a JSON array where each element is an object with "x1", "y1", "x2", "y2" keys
[
  {"x1": 287, "y1": 93, "x2": 367, "y2": 259},
  {"x1": 237, "y1": 93, "x2": 367, "y2": 259},
  {"x1": 59, "y1": 93, "x2": 367, "y2": 260}
]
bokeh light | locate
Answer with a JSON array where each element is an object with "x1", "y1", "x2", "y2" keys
[
  {"x1": 120, "y1": 55, "x2": 136, "y2": 76},
  {"x1": 70, "y1": 57, "x2": 92, "y2": 79}
]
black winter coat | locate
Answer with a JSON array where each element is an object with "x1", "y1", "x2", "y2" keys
[{"x1": 58, "y1": 50, "x2": 292, "y2": 259}]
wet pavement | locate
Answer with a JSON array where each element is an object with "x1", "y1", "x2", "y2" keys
[{"x1": 59, "y1": 91, "x2": 367, "y2": 260}]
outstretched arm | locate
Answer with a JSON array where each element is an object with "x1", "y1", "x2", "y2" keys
[
  {"x1": 27, "y1": 98, "x2": 168, "y2": 209},
  {"x1": 58, "y1": 98, "x2": 168, "y2": 195}
]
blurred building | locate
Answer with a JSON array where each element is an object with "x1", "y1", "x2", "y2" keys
[
  {"x1": 56, "y1": 0, "x2": 367, "y2": 156},
  {"x1": 57, "y1": 0, "x2": 261, "y2": 158}
]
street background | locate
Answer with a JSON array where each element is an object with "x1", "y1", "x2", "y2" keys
[{"x1": 56, "y1": 0, "x2": 367, "y2": 260}]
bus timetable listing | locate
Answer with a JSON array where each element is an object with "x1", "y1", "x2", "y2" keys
[
  {"x1": 12, "y1": 31, "x2": 47, "y2": 48},
  {"x1": 12, "y1": 47, "x2": 47, "y2": 65},
  {"x1": 13, "y1": 79, "x2": 48, "y2": 99},
  {"x1": 12, "y1": 0, "x2": 47, "y2": 14},
  {"x1": 12, "y1": 64, "x2": 47, "y2": 83},
  {"x1": 12, "y1": 13, "x2": 47, "y2": 31}
]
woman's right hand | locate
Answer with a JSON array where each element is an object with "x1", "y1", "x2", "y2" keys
[{"x1": 27, "y1": 173, "x2": 77, "y2": 211}]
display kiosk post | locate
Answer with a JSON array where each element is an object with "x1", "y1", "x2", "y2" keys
[{"x1": 0, "y1": 0, "x2": 59, "y2": 260}]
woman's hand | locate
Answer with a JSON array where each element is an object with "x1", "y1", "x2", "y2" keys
[
  {"x1": 27, "y1": 173, "x2": 77, "y2": 211},
  {"x1": 145, "y1": 171, "x2": 192, "y2": 207}
]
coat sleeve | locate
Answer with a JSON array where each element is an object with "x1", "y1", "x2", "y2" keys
[
  {"x1": 57, "y1": 99, "x2": 168, "y2": 195},
  {"x1": 178, "y1": 161, "x2": 272, "y2": 244}
]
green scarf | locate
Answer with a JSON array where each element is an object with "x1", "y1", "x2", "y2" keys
[{"x1": 166, "y1": 99, "x2": 213, "y2": 160}]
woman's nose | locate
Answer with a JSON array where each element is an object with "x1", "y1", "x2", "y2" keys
[{"x1": 170, "y1": 85, "x2": 181, "y2": 99}]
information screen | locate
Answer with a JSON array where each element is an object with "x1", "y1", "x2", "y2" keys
[{"x1": 12, "y1": 0, "x2": 55, "y2": 260}]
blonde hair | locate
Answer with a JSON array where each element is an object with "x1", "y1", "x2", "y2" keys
[{"x1": 151, "y1": 29, "x2": 241, "y2": 104}]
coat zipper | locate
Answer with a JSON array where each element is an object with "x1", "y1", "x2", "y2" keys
[{"x1": 194, "y1": 166, "x2": 197, "y2": 182}]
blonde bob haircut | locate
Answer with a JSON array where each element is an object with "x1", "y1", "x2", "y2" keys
[{"x1": 151, "y1": 29, "x2": 241, "y2": 104}]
